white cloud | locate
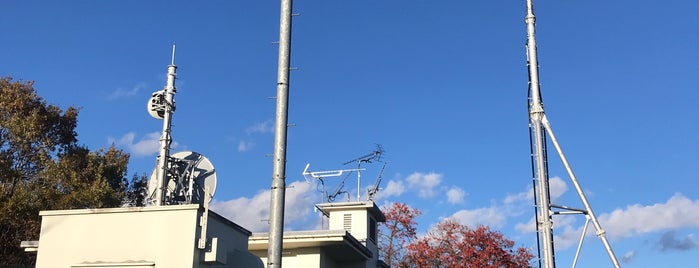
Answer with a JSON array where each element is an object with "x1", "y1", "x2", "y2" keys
[
  {"x1": 622, "y1": 250, "x2": 636, "y2": 263},
  {"x1": 448, "y1": 206, "x2": 506, "y2": 228},
  {"x1": 246, "y1": 120, "x2": 274, "y2": 135},
  {"x1": 553, "y1": 216, "x2": 586, "y2": 249},
  {"x1": 109, "y1": 132, "x2": 178, "y2": 156},
  {"x1": 515, "y1": 214, "x2": 583, "y2": 250},
  {"x1": 515, "y1": 216, "x2": 537, "y2": 233},
  {"x1": 504, "y1": 176, "x2": 567, "y2": 205},
  {"x1": 406, "y1": 172, "x2": 442, "y2": 198},
  {"x1": 446, "y1": 187, "x2": 466, "y2": 205},
  {"x1": 600, "y1": 193, "x2": 699, "y2": 238},
  {"x1": 514, "y1": 193, "x2": 699, "y2": 250},
  {"x1": 209, "y1": 180, "x2": 315, "y2": 232},
  {"x1": 238, "y1": 140, "x2": 255, "y2": 152},
  {"x1": 548, "y1": 177, "x2": 568, "y2": 200},
  {"x1": 376, "y1": 179, "x2": 405, "y2": 200},
  {"x1": 108, "y1": 83, "x2": 146, "y2": 100}
]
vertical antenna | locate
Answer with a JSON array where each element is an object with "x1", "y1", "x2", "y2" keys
[
  {"x1": 171, "y1": 43, "x2": 176, "y2": 65},
  {"x1": 154, "y1": 44, "x2": 178, "y2": 206},
  {"x1": 524, "y1": 1, "x2": 621, "y2": 267},
  {"x1": 525, "y1": 0, "x2": 555, "y2": 266},
  {"x1": 268, "y1": 0, "x2": 292, "y2": 267}
]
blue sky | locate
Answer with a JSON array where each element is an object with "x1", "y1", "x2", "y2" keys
[{"x1": 2, "y1": 1, "x2": 697, "y2": 267}]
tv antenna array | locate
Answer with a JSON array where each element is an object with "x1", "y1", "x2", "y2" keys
[{"x1": 303, "y1": 144, "x2": 386, "y2": 203}]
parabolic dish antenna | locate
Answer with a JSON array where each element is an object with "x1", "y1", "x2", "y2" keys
[{"x1": 148, "y1": 151, "x2": 217, "y2": 205}]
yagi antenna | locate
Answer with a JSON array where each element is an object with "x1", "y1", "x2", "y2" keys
[
  {"x1": 342, "y1": 144, "x2": 385, "y2": 201},
  {"x1": 367, "y1": 162, "x2": 388, "y2": 201},
  {"x1": 342, "y1": 144, "x2": 384, "y2": 165}
]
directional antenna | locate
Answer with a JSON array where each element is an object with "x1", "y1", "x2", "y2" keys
[
  {"x1": 148, "y1": 151, "x2": 217, "y2": 206},
  {"x1": 342, "y1": 144, "x2": 385, "y2": 201},
  {"x1": 302, "y1": 163, "x2": 364, "y2": 203},
  {"x1": 367, "y1": 162, "x2": 388, "y2": 201},
  {"x1": 147, "y1": 90, "x2": 167, "y2": 119}
]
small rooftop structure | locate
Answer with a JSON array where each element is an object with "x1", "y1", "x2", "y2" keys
[
  {"x1": 249, "y1": 201, "x2": 387, "y2": 268},
  {"x1": 30, "y1": 205, "x2": 263, "y2": 268}
]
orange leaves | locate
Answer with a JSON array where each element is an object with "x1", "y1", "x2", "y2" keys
[{"x1": 380, "y1": 203, "x2": 533, "y2": 268}]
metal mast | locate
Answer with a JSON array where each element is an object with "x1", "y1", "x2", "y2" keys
[
  {"x1": 154, "y1": 44, "x2": 177, "y2": 206},
  {"x1": 524, "y1": 1, "x2": 621, "y2": 267},
  {"x1": 268, "y1": 0, "x2": 293, "y2": 267}
]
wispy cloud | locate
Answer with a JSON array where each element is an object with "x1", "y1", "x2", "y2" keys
[
  {"x1": 108, "y1": 132, "x2": 179, "y2": 156},
  {"x1": 234, "y1": 120, "x2": 274, "y2": 153},
  {"x1": 621, "y1": 250, "x2": 636, "y2": 263},
  {"x1": 657, "y1": 231, "x2": 697, "y2": 252},
  {"x1": 238, "y1": 140, "x2": 255, "y2": 152},
  {"x1": 246, "y1": 120, "x2": 274, "y2": 135},
  {"x1": 108, "y1": 83, "x2": 146, "y2": 100},
  {"x1": 209, "y1": 180, "x2": 315, "y2": 232}
]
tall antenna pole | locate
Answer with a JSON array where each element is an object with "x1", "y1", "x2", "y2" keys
[
  {"x1": 524, "y1": 1, "x2": 621, "y2": 267},
  {"x1": 154, "y1": 44, "x2": 177, "y2": 206},
  {"x1": 525, "y1": 1, "x2": 555, "y2": 266},
  {"x1": 268, "y1": 0, "x2": 293, "y2": 267}
]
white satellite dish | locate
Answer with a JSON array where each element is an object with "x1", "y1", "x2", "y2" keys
[{"x1": 148, "y1": 151, "x2": 217, "y2": 206}]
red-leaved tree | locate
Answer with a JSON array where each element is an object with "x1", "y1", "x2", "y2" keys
[
  {"x1": 380, "y1": 202, "x2": 421, "y2": 267},
  {"x1": 404, "y1": 220, "x2": 533, "y2": 268}
]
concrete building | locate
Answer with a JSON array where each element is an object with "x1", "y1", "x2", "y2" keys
[
  {"x1": 26, "y1": 205, "x2": 263, "y2": 268},
  {"x1": 249, "y1": 201, "x2": 387, "y2": 268},
  {"x1": 23, "y1": 201, "x2": 387, "y2": 268}
]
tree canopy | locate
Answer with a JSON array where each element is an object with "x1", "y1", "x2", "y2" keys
[
  {"x1": 0, "y1": 77, "x2": 143, "y2": 266},
  {"x1": 380, "y1": 202, "x2": 533, "y2": 268}
]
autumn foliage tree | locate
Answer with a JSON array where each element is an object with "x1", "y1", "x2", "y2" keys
[
  {"x1": 380, "y1": 202, "x2": 421, "y2": 267},
  {"x1": 0, "y1": 77, "x2": 140, "y2": 265},
  {"x1": 380, "y1": 203, "x2": 533, "y2": 268}
]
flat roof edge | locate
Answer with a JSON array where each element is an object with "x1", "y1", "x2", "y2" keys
[{"x1": 39, "y1": 204, "x2": 201, "y2": 216}]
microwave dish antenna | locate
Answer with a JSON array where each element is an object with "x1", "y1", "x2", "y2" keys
[
  {"x1": 147, "y1": 90, "x2": 174, "y2": 119},
  {"x1": 147, "y1": 151, "x2": 217, "y2": 206}
]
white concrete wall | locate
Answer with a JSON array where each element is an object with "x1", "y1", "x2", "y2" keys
[
  {"x1": 36, "y1": 205, "x2": 199, "y2": 268},
  {"x1": 251, "y1": 247, "x2": 321, "y2": 268},
  {"x1": 34, "y1": 205, "x2": 261, "y2": 268}
]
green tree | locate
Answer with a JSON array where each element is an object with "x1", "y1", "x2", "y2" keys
[
  {"x1": 0, "y1": 77, "x2": 134, "y2": 266},
  {"x1": 124, "y1": 173, "x2": 149, "y2": 207}
]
